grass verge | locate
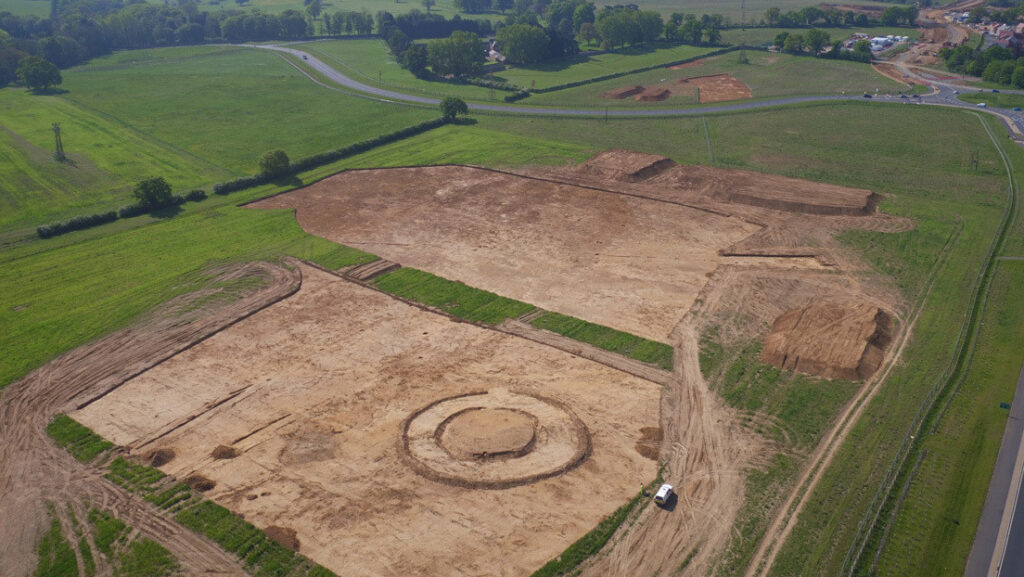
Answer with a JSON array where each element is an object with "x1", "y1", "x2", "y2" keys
[
  {"x1": 46, "y1": 414, "x2": 114, "y2": 463},
  {"x1": 530, "y1": 311, "x2": 674, "y2": 370},
  {"x1": 372, "y1": 267, "x2": 535, "y2": 324}
]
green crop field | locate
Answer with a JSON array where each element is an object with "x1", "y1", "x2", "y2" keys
[
  {"x1": 524, "y1": 50, "x2": 908, "y2": 109},
  {"x1": 603, "y1": 0, "x2": 891, "y2": 21}
]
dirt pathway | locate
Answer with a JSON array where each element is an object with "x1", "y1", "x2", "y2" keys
[
  {"x1": 0, "y1": 262, "x2": 300, "y2": 577},
  {"x1": 579, "y1": 323, "x2": 756, "y2": 576}
]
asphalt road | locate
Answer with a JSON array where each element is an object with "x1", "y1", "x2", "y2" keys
[{"x1": 966, "y1": 362, "x2": 1024, "y2": 577}]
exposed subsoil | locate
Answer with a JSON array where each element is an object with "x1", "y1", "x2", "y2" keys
[
  {"x1": 0, "y1": 261, "x2": 299, "y2": 577},
  {"x1": 72, "y1": 265, "x2": 662, "y2": 577}
]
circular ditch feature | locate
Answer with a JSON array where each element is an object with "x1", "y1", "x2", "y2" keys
[{"x1": 401, "y1": 389, "x2": 590, "y2": 489}]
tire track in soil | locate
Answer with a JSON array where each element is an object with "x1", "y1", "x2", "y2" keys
[{"x1": 0, "y1": 261, "x2": 300, "y2": 577}]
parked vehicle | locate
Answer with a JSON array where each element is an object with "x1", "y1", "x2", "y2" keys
[{"x1": 654, "y1": 483, "x2": 674, "y2": 506}]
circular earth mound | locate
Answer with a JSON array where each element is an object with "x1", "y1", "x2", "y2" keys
[
  {"x1": 401, "y1": 389, "x2": 590, "y2": 489},
  {"x1": 439, "y1": 408, "x2": 537, "y2": 460}
]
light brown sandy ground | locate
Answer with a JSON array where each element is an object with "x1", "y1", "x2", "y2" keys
[
  {"x1": 74, "y1": 265, "x2": 661, "y2": 577},
  {"x1": 252, "y1": 166, "x2": 760, "y2": 342}
]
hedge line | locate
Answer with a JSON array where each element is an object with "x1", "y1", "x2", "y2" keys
[
  {"x1": 213, "y1": 117, "x2": 451, "y2": 195},
  {"x1": 37, "y1": 189, "x2": 209, "y2": 239}
]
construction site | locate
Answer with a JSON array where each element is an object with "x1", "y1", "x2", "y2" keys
[{"x1": 45, "y1": 151, "x2": 912, "y2": 576}]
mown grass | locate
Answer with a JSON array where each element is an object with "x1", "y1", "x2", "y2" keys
[
  {"x1": 60, "y1": 46, "x2": 434, "y2": 174},
  {"x1": 766, "y1": 114, "x2": 1014, "y2": 577},
  {"x1": 87, "y1": 509, "x2": 180, "y2": 577},
  {"x1": 530, "y1": 311, "x2": 674, "y2": 370},
  {"x1": 46, "y1": 414, "x2": 114, "y2": 462},
  {"x1": 0, "y1": 90, "x2": 230, "y2": 235},
  {"x1": 870, "y1": 266, "x2": 1024, "y2": 574},
  {"x1": 106, "y1": 456, "x2": 166, "y2": 495},
  {"x1": 494, "y1": 42, "x2": 717, "y2": 90},
  {"x1": 373, "y1": 267, "x2": 535, "y2": 324},
  {"x1": 525, "y1": 50, "x2": 908, "y2": 109},
  {"x1": 958, "y1": 91, "x2": 1024, "y2": 110}
]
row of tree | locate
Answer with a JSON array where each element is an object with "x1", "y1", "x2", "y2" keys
[
  {"x1": 940, "y1": 44, "x2": 1024, "y2": 86},
  {"x1": 764, "y1": 5, "x2": 917, "y2": 28}
]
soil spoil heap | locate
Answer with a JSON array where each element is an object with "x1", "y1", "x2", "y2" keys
[
  {"x1": 761, "y1": 301, "x2": 893, "y2": 380},
  {"x1": 576, "y1": 150, "x2": 678, "y2": 182}
]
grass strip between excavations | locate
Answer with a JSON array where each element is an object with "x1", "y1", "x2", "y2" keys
[
  {"x1": 530, "y1": 312, "x2": 674, "y2": 371},
  {"x1": 45, "y1": 415, "x2": 339, "y2": 577},
  {"x1": 372, "y1": 267, "x2": 536, "y2": 324}
]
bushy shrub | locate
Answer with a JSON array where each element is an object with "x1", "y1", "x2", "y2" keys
[
  {"x1": 184, "y1": 189, "x2": 207, "y2": 202},
  {"x1": 37, "y1": 211, "x2": 117, "y2": 239}
]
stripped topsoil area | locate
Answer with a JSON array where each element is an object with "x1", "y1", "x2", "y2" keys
[
  {"x1": 72, "y1": 265, "x2": 660, "y2": 577},
  {"x1": 252, "y1": 165, "x2": 760, "y2": 341}
]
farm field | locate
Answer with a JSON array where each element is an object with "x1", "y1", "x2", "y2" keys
[
  {"x1": 59, "y1": 46, "x2": 434, "y2": 173},
  {"x1": 524, "y1": 51, "x2": 908, "y2": 109},
  {"x1": 2, "y1": 36, "x2": 1024, "y2": 577}
]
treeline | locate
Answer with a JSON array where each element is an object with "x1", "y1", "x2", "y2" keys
[
  {"x1": 940, "y1": 44, "x2": 1024, "y2": 87},
  {"x1": 763, "y1": 5, "x2": 917, "y2": 28},
  {"x1": 773, "y1": 30, "x2": 873, "y2": 62}
]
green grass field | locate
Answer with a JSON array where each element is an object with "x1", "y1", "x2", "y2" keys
[
  {"x1": 602, "y1": 0, "x2": 892, "y2": 21},
  {"x1": 530, "y1": 312, "x2": 674, "y2": 370},
  {"x1": 958, "y1": 91, "x2": 1024, "y2": 110},
  {"x1": 494, "y1": 43, "x2": 716, "y2": 90},
  {"x1": 524, "y1": 50, "x2": 907, "y2": 109},
  {"x1": 59, "y1": 46, "x2": 434, "y2": 174},
  {"x1": 373, "y1": 267, "x2": 536, "y2": 323}
]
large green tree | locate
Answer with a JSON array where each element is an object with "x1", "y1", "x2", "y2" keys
[
  {"x1": 16, "y1": 56, "x2": 61, "y2": 91},
  {"x1": 427, "y1": 30, "x2": 482, "y2": 75},
  {"x1": 440, "y1": 96, "x2": 469, "y2": 120},
  {"x1": 132, "y1": 177, "x2": 173, "y2": 209},
  {"x1": 258, "y1": 149, "x2": 290, "y2": 178},
  {"x1": 496, "y1": 24, "x2": 549, "y2": 64}
]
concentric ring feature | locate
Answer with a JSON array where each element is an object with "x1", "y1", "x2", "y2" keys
[{"x1": 400, "y1": 389, "x2": 591, "y2": 489}]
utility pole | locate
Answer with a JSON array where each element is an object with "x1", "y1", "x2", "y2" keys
[{"x1": 52, "y1": 122, "x2": 65, "y2": 161}]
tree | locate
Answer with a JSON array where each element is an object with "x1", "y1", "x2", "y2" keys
[
  {"x1": 422, "y1": 0, "x2": 435, "y2": 13},
  {"x1": 440, "y1": 96, "x2": 468, "y2": 120},
  {"x1": 765, "y1": 6, "x2": 780, "y2": 26},
  {"x1": 403, "y1": 43, "x2": 428, "y2": 77},
  {"x1": 804, "y1": 28, "x2": 830, "y2": 54},
  {"x1": 782, "y1": 33, "x2": 804, "y2": 54},
  {"x1": 427, "y1": 30, "x2": 482, "y2": 75},
  {"x1": 578, "y1": 21, "x2": 599, "y2": 46},
  {"x1": 133, "y1": 176, "x2": 173, "y2": 209},
  {"x1": 497, "y1": 23, "x2": 549, "y2": 64},
  {"x1": 258, "y1": 149, "x2": 290, "y2": 178},
  {"x1": 637, "y1": 10, "x2": 663, "y2": 44},
  {"x1": 17, "y1": 56, "x2": 61, "y2": 91}
]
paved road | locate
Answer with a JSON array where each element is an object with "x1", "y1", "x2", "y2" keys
[{"x1": 966, "y1": 362, "x2": 1024, "y2": 577}]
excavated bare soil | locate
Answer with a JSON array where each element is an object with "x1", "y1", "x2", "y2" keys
[
  {"x1": 761, "y1": 301, "x2": 893, "y2": 380},
  {"x1": 603, "y1": 85, "x2": 644, "y2": 99},
  {"x1": 73, "y1": 265, "x2": 661, "y2": 577},
  {"x1": 677, "y1": 74, "x2": 753, "y2": 103}
]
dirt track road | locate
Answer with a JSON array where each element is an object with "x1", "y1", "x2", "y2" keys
[{"x1": 0, "y1": 262, "x2": 299, "y2": 577}]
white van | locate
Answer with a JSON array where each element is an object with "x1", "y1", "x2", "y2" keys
[{"x1": 654, "y1": 483, "x2": 674, "y2": 506}]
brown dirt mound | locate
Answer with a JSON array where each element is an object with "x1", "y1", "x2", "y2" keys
[
  {"x1": 603, "y1": 85, "x2": 644, "y2": 99},
  {"x1": 635, "y1": 87, "x2": 670, "y2": 101},
  {"x1": 145, "y1": 448, "x2": 175, "y2": 467},
  {"x1": 265, "y1": 526, "x2": 300, "y2": 552},
  {"x1": 439, "y1": 407, "x2": 537, "y2": 460},
  {"x1": 575, "y1": 150, "x2": 678, "y2": 183},
  {"x1": 677, "y1": 74, "x2": 752, "y2": 103},
  {"x1": 184, "y1": 474, "x2": 217, "y2": 492},
  {"x1": 761, "y1": 301, "x2": 893, "y2": 380},
  {"x1": 210, "y1": 445, "x2": 239, "y2": 459},
  {"x1": 635, "y1": 427, "x2": 663, "y2": 460}
]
